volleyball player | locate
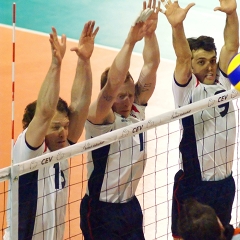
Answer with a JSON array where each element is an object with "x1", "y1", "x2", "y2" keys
[
  {"x1": 4, "y1": 21, "x2": 99, "y2": 240},
  {"x1": 160, "y1": 0, "x2": 239, "y2": 239},
  {"x1": 80, "y1": 1, "x2": 160, "y2": 239},
  {"x1": 178, "y1": 198, "x2": 240, "y2": 240}
]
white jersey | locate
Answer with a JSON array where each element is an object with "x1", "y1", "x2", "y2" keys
[
  {"x1": 4, "y1": 128, "x2": 69, "y2": 240},
  {"x1": 85, "y1": 103, "x2": 147, "y2": 203},
  {"x1": 173, "y1": 69, "x2": 236, "y2": 181}
]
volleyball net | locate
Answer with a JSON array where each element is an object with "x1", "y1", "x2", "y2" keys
[{"x1": 0, "y1": 88, "x2": 240, "y2": 239}]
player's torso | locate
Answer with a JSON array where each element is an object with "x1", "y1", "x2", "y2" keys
[
  {"x1": 182, "y1": 80, "x2": 236, "y2": 180},
  {"x1": 86, "y1": 104, "x2": 147, "y2": 203}
]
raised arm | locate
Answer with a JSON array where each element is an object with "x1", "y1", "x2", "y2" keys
[
  {"x1": 161, "y1": 0, "x2": 195, "y2": 85},
  {"x1": 135, "y1": 0, "x2": 160, "y2": 105},
  {"x1": 26, "y1": 27, "x2": 66, "y2": 148},
  {"x1": 88, "y1": 21, "x2": 148, "y2": 124},
  {"x1": 69, "y1": 21, "x2": 99, "y2": 143},
  {"x1": 216, "y1": 0, "x2": 239, "y2": 73}
]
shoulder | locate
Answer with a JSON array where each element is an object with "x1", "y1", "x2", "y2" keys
[
  {"x1": 13, "y1": 128, "x2": 46, "y2": 163},
  {"x1": 85, "y1": 119, "x2": 114, "y2": 138},
  {"x1": 172, "y1": 74, "x2": 199, "y2": 106},
  {"x1": 216, "y1": 67, "x2": 231, "y2": 89}
]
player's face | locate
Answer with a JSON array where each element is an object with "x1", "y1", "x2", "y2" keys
[
  {"x1": 191, "y1": 49, "x2": 217, "y2": 85},
  {"x1": 112, "y1": 80, "x2": 135, "y2": 118},
  {"x1": 45, "y1": 111, "x2": 69, "y2": 151}
]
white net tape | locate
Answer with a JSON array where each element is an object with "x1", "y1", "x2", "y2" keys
[{"x1": 1, "y1": 88, "x2": 239, "y2": 181}]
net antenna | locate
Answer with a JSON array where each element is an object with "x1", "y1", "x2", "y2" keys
[
  {"x1": 10, "y1": 3, "x2": 19, "y2": 240},
  {"x1": 11, "y1": 3, "x2": 16, "y2": 157}
]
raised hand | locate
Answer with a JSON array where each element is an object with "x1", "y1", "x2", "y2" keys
[
  {"x1": 160, "y1": 0, "x2": 195, "y2": 28},
  {"x1": 49, "y1": 27, "x2": 66, "y2": 65},
  {"x1": 214, "y1": 0, "x2": 237, "y2": 14},
  {"x1": 70, "y1": 21, "x2": 99, "y2": 61},
  {"x1": 144, "y1": 0, "x2": 161, "y2": 34},
  {"x1": 126, "y1": 21, "x2": 149, "y2": 44}
]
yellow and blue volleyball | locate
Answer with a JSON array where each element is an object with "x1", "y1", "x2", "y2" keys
[{"x1": 227, "y1": 53, "x2": 240, "y2": 91}]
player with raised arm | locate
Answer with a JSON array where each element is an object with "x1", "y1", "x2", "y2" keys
[
  {"x1": 80, "y1": 1, "x2": 160, "y2": 239},
  {"x1": 160, "y1": 0, "x2": 239, "y2": 239},
  {"x1": 4, "y1": 21, "x2": 99, "y2": 240}
]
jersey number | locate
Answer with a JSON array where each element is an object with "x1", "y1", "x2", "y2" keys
[
  {"x1": 214, "y1": 90, "x2": 229, "y2": 117},
  {"x1": 53, "y1": 163, "x2": 66, "y2": 189},
  {"x1": 139, "y1": 133, "x2": 144, "y2": 151}
]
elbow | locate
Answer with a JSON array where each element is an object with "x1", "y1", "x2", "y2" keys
[
  {"x1": 154, "y1": 56, "x2": 160, "y2": 68},
  {"x1": 69, "y1": 98, "x2": 91, "y2": 114}
]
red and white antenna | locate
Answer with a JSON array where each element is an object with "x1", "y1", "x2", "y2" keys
[{"x1": 11, "y1": 2, "x2": 16, "y2": 163}]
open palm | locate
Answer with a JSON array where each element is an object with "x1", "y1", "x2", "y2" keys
[{"x1": 161, "y1": 1, "x2": 195, "y2": 28}]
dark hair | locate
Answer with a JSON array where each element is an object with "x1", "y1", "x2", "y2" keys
[
  {"x1": 178, "y1": 198, "x2": 225, "y2": 240},
  {"x1": 187, "y1": 36, "x2": 217, "y2": 56},
  {"x1": 22, "y1": 97, "x2": 70, "y2": 130},
  {"x1": 100, "y1": 67, "x2": 134, "y2": 89}
]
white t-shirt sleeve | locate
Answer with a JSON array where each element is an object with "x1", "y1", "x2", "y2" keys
[
  {"x1": 13, "y1": 128, "x2": 46, "y2": 164},
  {"x1": 172, "y1": 74, "x2": 197, "y2": 107}
]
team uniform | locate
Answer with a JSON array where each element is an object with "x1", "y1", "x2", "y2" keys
[
  {"x1": 4, "y1": 128, "x2": 69, "y2": 240},
  {"x1": 80, "y1": 103, "x2": 147, "y2": 240},
  {"x1": 172, "y1": 68, "x2": 236, "y2": 237}
]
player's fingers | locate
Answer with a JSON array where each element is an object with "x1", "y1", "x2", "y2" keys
[
  {"x1": 51, "y1": 27, "x2": 58, "y2": 40},
  {"x1": 147, "y1": 0, "x2": 152, "y2": 9},
  {"x1": 49, "y1": 38, "x2": 53, "y2": 46},
  {"x1": 185, "y1": 3, "x2": 195, "y2": 12},
  {"x1": 92, "y1": 26, "x2": 99, "y2": 38},
  {"x1": 61, "y1": 34, "x2": 66, "y2": 45},
  {"x1": 143, "y1": 1, "x2": 147, "y2": 10},
  {"x1": 81, "y1": 22, "x2": 89, "y2": 38},
  {"x1": 157, "y1": 1, "x2": 161, "y2": 13},
  {"x1": 70, "y1": 47, "x2": 78, "y2": 52},
  {"x1": 152, "y1": 0, "x2": 156, "y2": 10},
  {"x1": 49, "y1": 34, "x2": 56, "y2": 48},
  {"x1": 166, "y1": 0, "x2": 173, "y2": 7},
  {"x1": 51, "y1": 26, "x2": 57, "y2": 34},
  {"x1": 88, "y1": 21, "x2": 95, "y2": 36},
  {"x1": 84, "y1": 21, "x2": 91, "y2": 36},
  {"x1": 213, "y1": 6, "x2": 221, "y2": 12}
]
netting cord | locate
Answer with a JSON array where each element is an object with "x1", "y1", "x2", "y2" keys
[{"x1": 1, "y1": 88, "x2": 239, "y2": 182}]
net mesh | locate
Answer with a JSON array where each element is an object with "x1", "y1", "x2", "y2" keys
[{"x1": 0, "y1": 90, "x2": 240, "y2": 240}]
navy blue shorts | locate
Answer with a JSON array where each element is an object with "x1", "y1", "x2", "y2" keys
[
  {"x1": 171, "y1": 170, "x2": 235, "y2": 238},
  {"x1": 80, "y1": 194, "x2": 145, "y2": 240}
]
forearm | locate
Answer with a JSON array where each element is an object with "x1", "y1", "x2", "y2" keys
[
  {"x1": 172, "y1": 24, "x2": 192, "y2": 84},
  {"x1": 68, "y1": 58, "x2": 92, "y2": 142},
  {"x1": 108, "y1": 40, "x2": 136, "y2": 86},
  {"x1": 70, "y1": 58, "x2": 92, "y2": 112},
  {"x1": 35, "y1": 62, "x2": 61, "y2": 119},
  {"x1": 143, "y1": 33, "x2": 160, "y2": 70},
  {"x1": 224, "y1": 10, "x2": 239, "y2": 52},
  {"x1": 172, "y1": 24, "x2": 192, "y2": 61},
  {"x1": 134, "y1": 33, "x2": 159, "y2": 105}
]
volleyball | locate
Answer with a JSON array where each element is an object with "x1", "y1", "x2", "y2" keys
[{"x1": 227, "y1": 53, "x2": 240, "y2": 91}]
